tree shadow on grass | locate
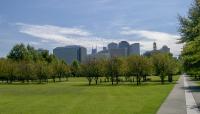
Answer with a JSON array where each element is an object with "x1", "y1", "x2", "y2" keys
[
  {"x1": 189, "y1": 103, "x2": 200, "y2": 111},
  {"x1": 0, "y1": 82, "x2": 49, "y2": 85},
  {"x1": 72, "y1": 81, "x2": 176, "y2": 87},
  {"x1": 188, "y1": 78, "x2": 200, "y2": 82},
  {"x1": 181, "y1": 85, "x2": 200, "y2": 92}
]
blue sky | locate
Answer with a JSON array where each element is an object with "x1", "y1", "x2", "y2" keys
[{"x1": 0, "y1": 0, "x2": 192, "y2": 57}]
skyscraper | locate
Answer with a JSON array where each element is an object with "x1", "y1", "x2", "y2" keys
[
  {"x1": 53, "y1": 45, "x2": 87, "y2": 64},
  {"x1": 119, "y1": 41, "x2": 129, "y2": 49},
  {"x1": 129, "y1": 43, "x2": 140, "y2": 55},
  {"x1": 92, "y1": 47, "x2": 97, "y2": 55},
  {"x1": 108, "y1": 42, "x2": 118, "y2": 50}
]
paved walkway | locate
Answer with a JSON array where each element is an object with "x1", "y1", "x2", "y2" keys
[{"x1": 157, "y1": 75, "x2": 200, "y2": 114}]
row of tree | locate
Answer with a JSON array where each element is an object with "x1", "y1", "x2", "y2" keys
[
  {"x1": 0, "y1": 43, "x2": 181, "y2": 85},
  {"x1": 179, "y1": 0, "x2": 200, "y2": 79},
  {"x1": 0, "y1": 59, "x2": 70, "y2": 83},
  {"x1": 82, "y1": 53, "x2": 181, "y2": 85},
  {"x1": 0, "y1": 44, "x2": 77, "y2": 83}
]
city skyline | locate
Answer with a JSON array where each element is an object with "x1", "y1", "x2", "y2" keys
[
  {"x1": 0, "y1": 0, "x2": 192, "y2": 57},
  {"x1": 53, "y1": 40, "x2": 171, "y2": 64}
]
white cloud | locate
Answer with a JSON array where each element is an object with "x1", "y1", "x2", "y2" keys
[
  {"x1": 16, "y1": 23, "x2": 91, "y2": 36},
  {"x1": 16, "y1": 23, "x2": 120, "y2": 50},
  {"x1": 120, "y1": 29, "x2": 180, "y2": 41},
  {"x1": 16, "y1": 23, "x2": 182, "y2": 56},
  {"x1": 120, "y1": 29, "x2": 183, "y2": 56}
]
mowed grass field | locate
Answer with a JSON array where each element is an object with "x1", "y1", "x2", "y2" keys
[{"x1": 0, "y1": 76, "x2": 179, "y2": 114}]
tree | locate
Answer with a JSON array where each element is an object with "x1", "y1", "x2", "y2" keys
[
  {"x1": 141, "y1": 57, "x2": 153, "y2": 82},
  {"x1": 179, "y1": 0, "x2": 200, "y2": 78},
  {"x1": 7, "y1": 44, "x2": 30, "y2": 61},
  {"x1": 165, "y1": 58, "x2": 181, "y2": 82},
  {"x1": 178, "y1": 0, "x2": 200, "y2": 43},
  {"x1": 5, "y1": 60, "x2": 17, "y2": 83},
  {"x1": 0, "y1": 59, "x2": 16, "y2": 83},
  {"x1": 120, "y1": 58, "x2": 130, "y2": 82},
  {"x1": 54, "y1": 60, "x2": 70, "y2": 82},
  {"x1": 127, "y1": 56, "x2": 149, "y2": 85},
  {"x1": 71, "y1": 60, "x2": 80, "y2": 77},
  {"x1": 81, "y1": 61, "x2": 94, "y2": 85},
  {"x1": 152, "y1": 53, "x2": 171, "y2": 84},
  {"x1": 181, "y1": 37, "x2": 200, "y2": 78},
  {"x1": 93, "y1": 60, "x2": 102, "y2": 85},
  {"x1": 0, "y1": 59, "x2": 5, "y2": 82},
  {"x1": 16, "y1": 61, "x2": 35, "y2": 83},
  {"x1": 35, "y1": 61, "x2": 48, "y2": 83},
  {"x1": 48, "y1": 63, "x2": 57, "y2": 82},
  {"x1": 105, "y1": 57, "x2": 122, "y2": 85}
]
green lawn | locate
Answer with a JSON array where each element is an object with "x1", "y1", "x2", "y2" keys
[{"x1": 0, "y1": 76, "x2": 179, "y2": 114}]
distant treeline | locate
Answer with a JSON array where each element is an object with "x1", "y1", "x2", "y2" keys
[{"x1": 0, "y1": 43, "x2": 181, "y2": 85}]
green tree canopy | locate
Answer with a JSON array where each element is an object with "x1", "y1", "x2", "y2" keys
[
  {"x1": 179, "y1": 0, "x2": 200, "y2": 77},
  {"x1": 179, "y1": 0, "x2": 200, "y2": 43},
  {"x1": 7, "y1": 44, "x2": 29, "y2": 61}
]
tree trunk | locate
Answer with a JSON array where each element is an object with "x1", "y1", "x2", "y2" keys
[
  {"x1": 139, "y1": 77, "x2": 141, "y2": 84},
  {"x1": 95, "y1": 80, "x2": 97, "y2": 85},
  {"x1": 89, "y1": 79, "x2": 92, "y2": 85},
  {"x1": 116, "y1": 76, "x2": 119, "y2": 84},
  {"x1": 161, "y1": 76, "x2": 164, "y2": 84},
  {"x1": 95, "y1": 77, "x2": 98, "y2": 85},
  {"x1": 111, "y1": 77, "x2": 114, "y2": 85},
  {"x1": 143, "y1": 75, "x2": 147, "y2": 82},
  {"x1": 27, "y1": 79, "x2": 29, "y2": 83},
  {"x1": 168, "y1": 74, "x2": 173, "y2": 82},
  {"x1": 136, "y1": 75, "x2": 139, "y2": 86}
]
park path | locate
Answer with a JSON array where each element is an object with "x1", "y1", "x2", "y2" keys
[{"x1": 157, "y1": 75, "x2": 200, "y2": 114}]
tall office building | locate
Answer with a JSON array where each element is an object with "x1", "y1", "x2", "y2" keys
[
  {"x1": 92, "y1": 47, "x2": 97, "y2": 55},
  {"x1": 119, "y1": 41, "x2": 129, "y2": 49},
  {"x1": 108, "y1": 42, "x2": 118, "y2": 50},
  {"x1": 53, "y1": 45, "x2": 87, "y2": 64},
  {"x1": 129, "y1": 43, "x2": 140, "y2": 55},
  {"x1": 107, "y1": 41, "x2": 140, "y2": 57},
  {"x1": 88, "y1": 41, "x2": 141, "y2": 59},
  {"x1": 118, "y1": 41, "x2": 129, "y2": 56},
  {"x1": 109, "y1": 48, "x2": 127, "y2": 57}
]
